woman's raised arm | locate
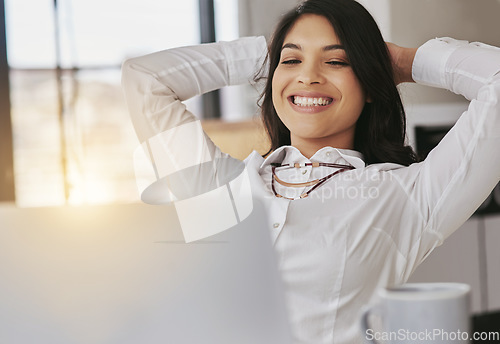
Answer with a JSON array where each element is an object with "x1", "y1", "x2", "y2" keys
[
  {"x1": 392, "y1": 38, "x2": 500, "y2": 266},
  {"x1": 121, "y1": 37, "x2": 267, "y2": 208},
  {"x1": 121, "y1": 36, "x2": 267, "y2": 144},
  {"x1": 386, "y1": 42, "x2": 418, "y2": 85}
]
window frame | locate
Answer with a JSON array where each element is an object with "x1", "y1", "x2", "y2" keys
[{"x1": 0, "y1": 0, "x2": 15, "y2": 203}]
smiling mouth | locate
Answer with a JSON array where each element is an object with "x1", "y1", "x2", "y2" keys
[{"x1": 292, "y1": 96, "x2": 333, "y2": 107}]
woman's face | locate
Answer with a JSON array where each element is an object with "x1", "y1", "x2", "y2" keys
[{"x1": 272, "y1": 14, "x2": 369, "y2": 154}]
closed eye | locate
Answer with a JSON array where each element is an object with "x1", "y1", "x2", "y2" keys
[
  {"x1": 327, "y1": 61, "x2": 349, "y2": 66},
  {"x1": 281, "y1": 59, "x2": 301, "y2": 65}
]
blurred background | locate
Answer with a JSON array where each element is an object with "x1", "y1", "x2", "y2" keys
[
  {"x1": 1, "y1": 0, "x2": 247, "y2": 207},
  {"x1": 0, "y1": 0, "x2": 499, "y2": 341}
]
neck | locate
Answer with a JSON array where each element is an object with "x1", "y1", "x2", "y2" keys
[{"x1": 290, "y1": 130, "x2": 355, "y2": 159}]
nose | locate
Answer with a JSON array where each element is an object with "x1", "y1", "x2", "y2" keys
[{"x1": 298, "y1": 62, "x2": 325, "y2": 85}]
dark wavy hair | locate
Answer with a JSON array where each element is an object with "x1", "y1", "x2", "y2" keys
[{"x1": 258, "y1": 0, "x2": 417, "y2": 166}]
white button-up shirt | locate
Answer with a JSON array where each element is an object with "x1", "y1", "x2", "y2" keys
[{"x1": 122, "y1": 36, "x2": 500, "y2": 344}]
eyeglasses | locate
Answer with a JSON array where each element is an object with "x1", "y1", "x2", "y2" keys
[{"x1": 271, "y1": 162, "x2": 355, "y2": 200}]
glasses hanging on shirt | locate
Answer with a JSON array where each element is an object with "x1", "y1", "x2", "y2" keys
[{"x1": 271, "y1": 162, "x2": 355, "y2": 201}]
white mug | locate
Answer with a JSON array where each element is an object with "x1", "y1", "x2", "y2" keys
[{"x1": 360, "y1": 283, "x2": 471, "y2": 343}]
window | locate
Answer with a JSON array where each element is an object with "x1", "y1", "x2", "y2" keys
[{"x1": 4, "y1": 0, "x2": 249, "y2": 207}]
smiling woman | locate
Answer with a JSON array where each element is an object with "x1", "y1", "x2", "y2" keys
[
  {"x1": 122, "y1": 0, "x2": 500, "y2": 343},
  {"x1": 271, "y1": 14, "x2": 368, "y2": 158},
  {"x1": 260, "y1": 0, "x2": 416, "y2": 165}
]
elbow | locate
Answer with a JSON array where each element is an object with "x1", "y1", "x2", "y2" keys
[
  {"x1": 121, "y1": 58, "x2": 138, "y2": 88},
  {"x1": 121, "y1": 55, "x2": 154, "y2": 90},
  {"x1": 121, "y1": 56, "x2": 157, "y2": 95}
]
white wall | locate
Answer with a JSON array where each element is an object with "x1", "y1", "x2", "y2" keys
[
  {"x1": 358, "y1": 0, "x2": 500, "y2": 46},
  {"x1": 238, "y1": 0, "x2": 299, "y2": 38}
]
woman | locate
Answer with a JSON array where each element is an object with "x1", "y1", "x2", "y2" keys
[{"x1": 122, "y1": 0, "x2": 500, "y2": 342}]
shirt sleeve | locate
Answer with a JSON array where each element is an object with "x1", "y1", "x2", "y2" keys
[
  {"x1": 121, "y1": 36, "x2": 267, "y2": 143},
  {"x1": 121, "y1": 36, "x2": 267, "y2": 205},
  {"x1": 393, "y1": 38, "x2": 500, "y2": 263}
]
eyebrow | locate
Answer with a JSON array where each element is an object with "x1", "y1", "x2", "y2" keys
[{"x1": 281, "y1": 43, "x2": 345, "y2": 51}]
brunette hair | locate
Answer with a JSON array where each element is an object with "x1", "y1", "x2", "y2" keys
[{"x1": 258, "y1": 0, "x2": 417, "y2": 166}]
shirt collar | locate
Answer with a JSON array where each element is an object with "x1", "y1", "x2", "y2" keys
[{"x1": 259, "y1": 145, "x2": 365, "y2": 170}]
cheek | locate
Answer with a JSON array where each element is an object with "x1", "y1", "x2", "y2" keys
[
  {"x1": 339, "y1": 77, "x2": 367, "y2": 108},
  {"x1": 346, "y1": 73, "x2": 367, "y2": 102},
  {"x1": 271, "y1": 73, "x2": 285, "y2": 109},
  {"x1": 271, "y1": 73, "x2": 292, "y2": 129}
]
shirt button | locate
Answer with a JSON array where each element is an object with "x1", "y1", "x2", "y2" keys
[
  {"x1": 326, "y1": 151, "x2": 331, "y2": 157},
  {"x1": 273, "y1": 223, "x2": 280, "y2": 229}
]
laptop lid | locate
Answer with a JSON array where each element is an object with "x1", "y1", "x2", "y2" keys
[{"x1": 0, "y1": 200, "x2": 292, "y2": 344}]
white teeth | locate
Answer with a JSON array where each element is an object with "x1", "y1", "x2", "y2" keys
[{"x1": 293, "y1": 96, "x2": 332, "y2": 106}]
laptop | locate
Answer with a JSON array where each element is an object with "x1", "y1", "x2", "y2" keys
[{"x1": 0, "y1": 200, "x2": 292, "y2": 344}]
